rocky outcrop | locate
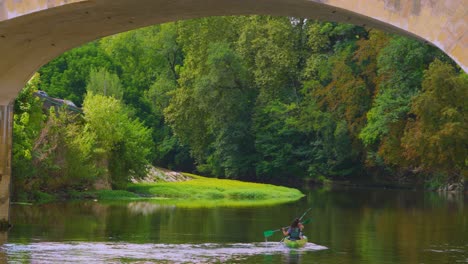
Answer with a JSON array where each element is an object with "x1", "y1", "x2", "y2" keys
[
  {"x1": 437, "y1": 179, "x2": 465, "y2": 193},
  {"x1": 131, "y1": 166, "x2": 192, "y2": 183}
]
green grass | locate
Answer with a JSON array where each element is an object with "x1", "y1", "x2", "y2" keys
[
  {"x1": 69, "y1": 173, "x2": 304, "y2": 207},
  {"x1": 126, "y1": 173, "x2": 304, "y2": 201}
]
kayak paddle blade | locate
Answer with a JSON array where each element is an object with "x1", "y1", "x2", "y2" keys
[{"x1": 263, "y1": 230, "x2": 276, "y2": 237}]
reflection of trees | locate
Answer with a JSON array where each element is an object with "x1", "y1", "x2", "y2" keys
[
  {"x1": 7, "y1": 190, "x2": 467, "y2": 263},
  {"x1": 127, "y1": 202, "x2": 175, "y2": 215},
  {"x1": 10, "y1": 202, "x2": 110, "y2": 242},
  {"x1": 282, "y1": 251, "x2": 301, "y2": 264},
  {"x1": 306, "y1": 188, "x2": 467, "y2": 263},
  {"x1": 0, "y1": 231, "x2": 8, "y2": 261}
]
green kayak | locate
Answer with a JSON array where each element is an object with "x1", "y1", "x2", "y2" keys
[{"x1": 283, "y1": 236, "x2": 308, "y2": 248}]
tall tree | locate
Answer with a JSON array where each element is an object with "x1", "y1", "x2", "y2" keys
[
  {"x1": 166, "y1": 42, "x2": 255, "y2": 178},
  {"x1": 402, "y1": 60, "x2": 467, "y2": 175},
  {"x1": 237, "y1": 16, "x2": 299, "y2": 103},
  {"x1": 359, "y1": 36, "x2": 433, "y2": 165},
  {"x1": 82, "y1": 93, "x2": 153, "y2": 188},
  {"x1": 12, "y1": 74, "x2": 45, "y2": 198}
]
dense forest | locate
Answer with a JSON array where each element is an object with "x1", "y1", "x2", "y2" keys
[{"x1": 12, "y1": 16, "x2": 467, "y2": 200}]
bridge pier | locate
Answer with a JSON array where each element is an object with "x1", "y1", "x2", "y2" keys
[{"x1": 0, "y1": 103, "x2": 13, "y2": 230}]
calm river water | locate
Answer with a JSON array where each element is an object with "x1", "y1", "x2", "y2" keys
[{"x1": 1, "y1": 187, "x2": 467, "y2": 263}]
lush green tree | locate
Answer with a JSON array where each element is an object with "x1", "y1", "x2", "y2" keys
[
  {"x1": 237, "y1": 16, "x2": 300, "y2": 103},
  {"x1": 144, "y1": 76, "x2": 194, "y2": 170},
  {"x1": 38, "y1": 42, "x2": 115, "y2": 105},
  {"x1": 313, "y1": 47, "x2": 369, "y2": 136},
  {"x1": 296, "y1": 22, "x2": 369, "y2": 179},
  {"x1": 166, "y1": 42, "x2": 255, "y2": 178},
  {"x1": 12, "y1": 74, "x2": 45, "y2": 199},
  {"x1": 15, "y1": 15, "x2": 465, "y2": 194},
  {"x1": 82, "y1": 93, "x2": 153, "y2": 187},
  {"x1": 145, "y1": 76, "x2": 176, "y2": 117},
  {"x1": 236, "y1": 16, "x2": 311, "y2": 180},
  {"x1": 253, "y1": 101, "x2": 306, "y2": 180},
  {"x1": 101, "y1": 23, "x2": 188, "y2": 170},
  {"x1": 402, "y1": 60, "x2": 467, "y2": 175},
  {"x1": 353, "y1": 30, "x2": 390, "y2": 94},
  {"x1": 32, "y1": 107, "x2": 97, "y2": 192},
  {"x1": 14, "y1": 74, "x2": 97, "y2": 197},
  {"x1": 294, "y1": 84, "x2": 357, "y2": 179},
  {"x1": 359, "y1": 36, "x2": 434, "y2": 165},
  {"x1": 100, "y1": 24, "x2": 183, "y2": 104},
  {"x1": 86, "y1": 67, "x2": 124, "y2": 99},
  {"x1": 177, "y1": 17, "x2": 240, "y2": 81}
]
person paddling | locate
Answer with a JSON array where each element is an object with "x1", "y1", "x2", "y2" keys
[{"x1": 282, "y1": 218, "x2": 304, "y2": 240}]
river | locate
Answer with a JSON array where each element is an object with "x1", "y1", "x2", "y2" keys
[{"x1": 1, "y1": 187, "x2": 466, "y2": 263}]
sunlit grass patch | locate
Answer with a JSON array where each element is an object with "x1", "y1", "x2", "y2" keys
[
  {"x1": 71, "y1": 173, "x2": 304, "y2": 207},
  {"x1": 126, "y1": 174, "x2": 304, "y2": 202}
]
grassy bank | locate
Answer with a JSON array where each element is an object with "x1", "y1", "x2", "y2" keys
[
  {"x1": 127, "y1": 174, "x2": 303, "y2": 200},
  {"x1": 71, "y1": 173, "x2": 304, "y2": 207}
]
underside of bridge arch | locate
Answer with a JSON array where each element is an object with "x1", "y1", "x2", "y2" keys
[
  {"x1": 0, "y1": 0, "x2": 466, "y2": 104},
  {"x1": 0, "y1": 0, "x2": 466, "y2": 226}
]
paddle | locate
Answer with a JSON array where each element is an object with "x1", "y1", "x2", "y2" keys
[
  {"x1": 298, "y1": 207, "x2": 312, "y2": 221},
  {"x1": 263, "y1": 207, "x2": 312, "y2": 238},
  {"x1": 263, "y1": 207, "x2": 313, "y2": 238},
  {"x1": 263, "y1": 218, "x2": 311, "y2": 238}
]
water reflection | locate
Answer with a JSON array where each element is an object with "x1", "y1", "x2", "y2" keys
[
  {"x1": 282, "y1": 250, "x2": 302, "y2": 264},
  {"x1": 0, "y1": 231, "x2": 7, "y2": 262},
  {"x1": 127, "y1": 202, "x2": 176, "y2": 215},
  {"x1": 1, "y1": 187, "x2": 467, "y2": 263},
  {"x1": 2, "y1": 242, "x2": 326, "y2": 263}
]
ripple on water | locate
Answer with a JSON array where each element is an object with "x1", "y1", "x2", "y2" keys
[
  {"x1": 424, "y1": 244, "x2": 468, "y2": 264},
  {"x1": 1, "y1": 242, "x2": 327, "y2": 263}
]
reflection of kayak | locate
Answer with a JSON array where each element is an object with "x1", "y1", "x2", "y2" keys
[{"x1": 283, "y1": 236, "x2": 307, "y2": 248}]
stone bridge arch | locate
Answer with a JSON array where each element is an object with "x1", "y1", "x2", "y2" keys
[
  {"x1": 0, "y1": 0, "x2": 466, "y2": 104},
  {"x1": 0, "y1": 0, "x2": 466, "y2": 225}
]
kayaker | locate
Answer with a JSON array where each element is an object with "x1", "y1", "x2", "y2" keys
[{"x1": 282, "y1": 218, "x2": 304, "y2": 240}]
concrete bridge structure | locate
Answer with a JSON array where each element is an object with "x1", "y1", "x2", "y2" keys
[{"x1": 0, "y1": 0, "x2": 466, "y2": 226}]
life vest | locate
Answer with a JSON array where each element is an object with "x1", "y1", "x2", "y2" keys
[{"x1": 289, "y1": 227, "x2": 301, "y2": 240}]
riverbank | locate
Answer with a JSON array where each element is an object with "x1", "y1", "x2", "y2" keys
[
  {"x1": 55, "y1": 170, "x2": 305, "y2": 207},
  {"x1": 131, "y1": 173, "x2": 301, "y2": 198},
  {"x1": 299, "y1": 170, "x2": 467, "y2": 194}
]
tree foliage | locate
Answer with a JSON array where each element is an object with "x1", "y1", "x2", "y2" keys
[
  {"x1": 15, "y1": 15, "x2": 465, "y2": 196},
  {"x1": 38, "y1": 42, "x2": 115, "y2": 105},
  {"x1": 82, "y1": 93, "x2": 153, "y2": 187},
  {"x1": 402, "y1": 60, "x2": 467, "y2": 173},
  {"x1": 86, "y1": 67, "x2": 124, "y2": 99},
  {"x1": 12, "y1": 74, "x2": 45, "y2": 198}
]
